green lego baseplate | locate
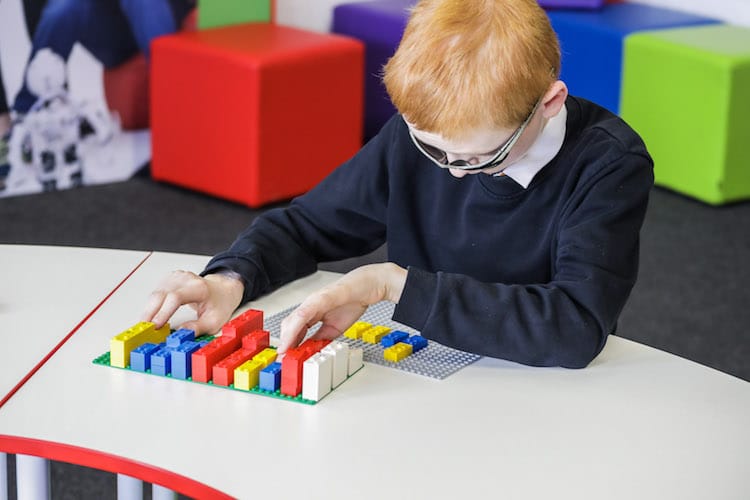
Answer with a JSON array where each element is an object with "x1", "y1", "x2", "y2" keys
[{"x1": 92, "y1": 334, "x2": 363, "y2": 405}]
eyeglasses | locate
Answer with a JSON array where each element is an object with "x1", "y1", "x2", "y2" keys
[{"x1": 408, "y1": 99, "x2": 540, "y2": 171}]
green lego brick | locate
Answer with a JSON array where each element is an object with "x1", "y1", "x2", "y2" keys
[
  {"x1": 197, "y1": 0, "x2": 271, "y2": 29},
  {"x1": 621, "y1": 24, "x2": 750, "y2": 204}
]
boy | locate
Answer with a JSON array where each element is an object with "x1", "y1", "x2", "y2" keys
[{"x1": 143, "y1": 0, "x2": 653, "y2": 368}]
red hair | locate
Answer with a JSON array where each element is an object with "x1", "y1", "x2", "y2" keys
[{"x1": 383, "y1": 0, "x2": 560, "y2": 139}]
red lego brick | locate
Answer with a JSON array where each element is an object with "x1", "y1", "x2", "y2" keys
[
  {"x1": 151, "y1": 23, "x2": 364, "y2": 208},
  {"x1": 222, "y1": 309, "x2": 264, "y2": 340},
  {"x1": 212, "y1": 345, "x2": 265, "y2": 387},
  {"x1": 191, "y1": 336, "x2": 242, "y2": 383},
  {"x1": 279, "y1": 338, "x2": 332, "y2": 397},
  {"x1": 241, "y1": 329, "x2": 270, "y2": 352}
]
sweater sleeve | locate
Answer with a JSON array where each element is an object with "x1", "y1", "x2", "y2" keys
[
  {"x1": 393, "y1": 151, "x2": 654, "y2": 368},
  {"x1": 201, "y1": 118, "x2": 396, "y2": 303}
]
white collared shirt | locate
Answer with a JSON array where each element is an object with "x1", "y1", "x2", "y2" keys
[{"x1": 498, "y1": 104, "x2": 567, "y2": 188}]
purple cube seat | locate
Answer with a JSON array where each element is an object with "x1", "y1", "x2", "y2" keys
[
  {"x1": 332, "y1": 1, "x2": 414, "y2": 141},
  {"x1": 538, "y1": 0, "x2": 606, "y2": 8}
]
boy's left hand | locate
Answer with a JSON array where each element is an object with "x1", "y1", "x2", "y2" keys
[{"x1": 277, "y1": 263, "x2": 407, "y2": 353}]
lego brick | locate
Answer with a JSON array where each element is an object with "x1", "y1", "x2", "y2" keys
[
  {"x1": 170, "y1": 341, "x2": 204, "y2": 380},
  {"x1": 150, "y1": 346, "x2": 175, "y2": 376},
  {"x1": 621, "y1": 24, "x2": 750, "y2": 204},
  {"x1": 404, "y1": 335, "x2": 428, "y2": 353},
  {"x1": 95, "y1": 309, "x2": 367, "y2": 405},
  {"x1": 212, "y1": 345, "x2": 265, "y2": 387},
  {"x1": 191, "y1": 336, "x2": 243, "y2": 383},
  {"x1": 151, "y1": 24, "x2": 363, "y2": 208},
  {"x1": 546, "y1": 3, "x2": 719, "y2": 113},
  {"x1": 166, "y1": 328, "x2": 196, "y2": 347},
  {"x1": 380, "y1": 330, "x2": 409, "y2": 348},
  {"x1": 241, "y1": 329, "x2": 270, "y2": 352},
  {"x1": 322, "y1": 341, "x2": 350, "y2": 388},
  {"x1": 383, "y1": 342, "x2": 413, "y2": 363},
  {"x1": 110, "y1": 322, "x2": 171, "y2": 368},
  {"x1": 302, "y1": 353, "x2": 333, "y2": 402},
  {"x1": 361, "y1": 325, "x2": 391, "y2": 344},
  {"x1": 304, "y1": 338, "x2": 332, "y2": 353},
  {"x1": 197, "y1": 0, "x2": 271, "y2": 30},
  {"x1": 234, "y1": 359, "x2": 265, "y2": 391},
  {"x1": 258, "y1": 362, "x2": 282, "y2": 392},
  {"x1": 252, "y1": 348, "x2": 278, "y2": 369},
  {"x1": 343, "y1": 321, "x2": 371, "y2": 340},
  {"x1": 348, "y1": 347, "x2": 364, "y2": 376},
  {"x1": 280, "y1": 340, "x2": 325, "y2": 397},
  {"x1": 130, "y1": 343, "x2": 161, "y2": 372},
  {"x1": 222, "y1": 309, "x2": 264, "y2": 340}
]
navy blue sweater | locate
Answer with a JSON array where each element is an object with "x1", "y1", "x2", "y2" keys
[{"x1": 204, "y1": 96, "x2": 654, "y2": 368}]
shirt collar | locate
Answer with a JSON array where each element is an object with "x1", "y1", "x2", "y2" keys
[{"x1": 496, "y1": 103, "x2": 567, "y2": 188}]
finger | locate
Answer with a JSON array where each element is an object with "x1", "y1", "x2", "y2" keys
[
  {"x1": 309, "y1": 323, "x2": 345, "y2": 341},
  {"x1": 141, "y1": 271, "x2": 198, "y2": 325},
  {"x1": 180, "y1": 307, "x2": 229, "y2": 336},
  {"x1": 141, "y1": 290, "x2": 167, "y2": 324},
  {"x1": 150, "y1": 291, "x2": 184, "y2": 329},
  {"x1": 277, "y1": 307, "x2": 315, "y2": 354},
  {"x1": 152, "y1": 279, "x2": 212, "y2": 328}
]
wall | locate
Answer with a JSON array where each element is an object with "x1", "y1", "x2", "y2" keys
[
  {"x1": 275, "y1": 0, "x2": 750, "y2": 33},
  {"x1": 276, "y1": 0, "x2": 374, "y2": 33},
  {"x1": 631, "y1": 0, "x2": 750, "y2": 27}
]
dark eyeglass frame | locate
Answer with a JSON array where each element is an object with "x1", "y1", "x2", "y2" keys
[{"x1": 408, "y1": 99, "x2": 541, "y2": 171}]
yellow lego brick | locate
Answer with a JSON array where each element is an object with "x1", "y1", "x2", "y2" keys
[
  {"x1": 234, "y1": 359, "x2": 264, "y2": 391},
  {"x1": 361, "y1": 325, "x2": 392, "y2": 344},
  {"x1": 110, "y1": 322, "x2": 170, "y2": 368},
  {"x1": 343, "y1": 321, "x2": 372, "y2": 340},
  {"x1": 384, "y1": 342, "x2": 413, "y2": 363},
  {"x1": 252, "y1": 348, "x2": 277, "y2": 368}
]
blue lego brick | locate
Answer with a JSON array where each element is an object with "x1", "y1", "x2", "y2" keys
[
  {"x1": 167, "y1": 328, "x2": 196, "y2": 347},
  {"x1": 130, "y1": 343, "x2": 161, "y2": 372},
  {"x1": 546, "y1": 3, "x2": 720, "y2": 113},
  {"x1": 170, "y1": 341, "x2": 204, "y2": 380},
  {"x1": 381, "y1": 330, "x2": 409, "y2": 348},
  {"x1": 150, "y1": 346, "x2": 175, "y2": 376},
  {"x1": 404, "y1": 335, "x2": 428, "y2": 353},
  {"x1": 259, "y1": 362, "x2": 282, "y2": 392}
]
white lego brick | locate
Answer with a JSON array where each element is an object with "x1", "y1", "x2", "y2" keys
[
  {"x1": 302, "y1": 353, "x2": 333, "y2": 402},
  {"x1": 322, "y1": 341, "x2": 350, "y2": 388},
  {"x1": 347, "y1": 347, "x2": 364, "y2": 376}
]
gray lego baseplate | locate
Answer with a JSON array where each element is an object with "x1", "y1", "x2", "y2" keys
[{"x1": 264, "y1": 301, "x2": 481, "y2": 380}]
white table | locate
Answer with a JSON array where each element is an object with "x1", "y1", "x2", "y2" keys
[
  {"x1": 0, "y1": 245, "x2": 150, "y2": 404},
  {"x1": 1, "y1": 249, "x2": 749, "y2": 499},
  {"x1": 0, "y1": 245, "x2": 150, "y2": 499}
]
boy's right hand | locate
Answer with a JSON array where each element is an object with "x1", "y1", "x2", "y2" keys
[{"x1": 141, "y1": 270, "x2": 245, "y2": 335}]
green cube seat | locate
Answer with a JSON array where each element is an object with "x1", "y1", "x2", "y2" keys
[
  {"x1": 197, "y1": 0, "x2": 272, "y2": 29},
  {"x1": 621, "y1": 25, "x2": 750, "y2": 204}
]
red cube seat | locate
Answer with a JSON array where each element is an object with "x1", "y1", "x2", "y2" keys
[{"x1": 151, "y1": 23, "x2": 364, "y2": 207}]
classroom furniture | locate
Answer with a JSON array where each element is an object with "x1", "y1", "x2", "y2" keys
[
  {"x1": 101, "y1": 9, "x2": 197, "y2": 131},
  {"x1": 1, "y1": 246, "x2": 749, "y2": 499},
  {"x1": 538, "y1": 0, "x2": 606, "y2": 8},
  {"x1": 545, "y1": 3, "x2": 719, "y2": 113},
  {"x1": 621, "y1": 24, "x2": 750, "y2": 205},
  {"x1": 0, "y1": 245, "x2": 149, "y2": 405},
  {"x1": 196, "y1": 0, "x2": 273, "y2": 29},
  {"x1": 0, "y1": 245, "x2": 151, "y2": 499},
  {"x1": 332, "y1": 0, "x2": 413, "y2": 140},
  {"x1": 150, "y1": 23, "x2": 364, "y2": 208}
]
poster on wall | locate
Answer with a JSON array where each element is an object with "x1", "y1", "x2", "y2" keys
[{"x1": 0, "y1": 0, "x2": 194, "y2": 198}]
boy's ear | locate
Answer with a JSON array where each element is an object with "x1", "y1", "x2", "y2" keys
[{"x1": 541, "y1": 80, "x2": 568, "y2": 119}]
